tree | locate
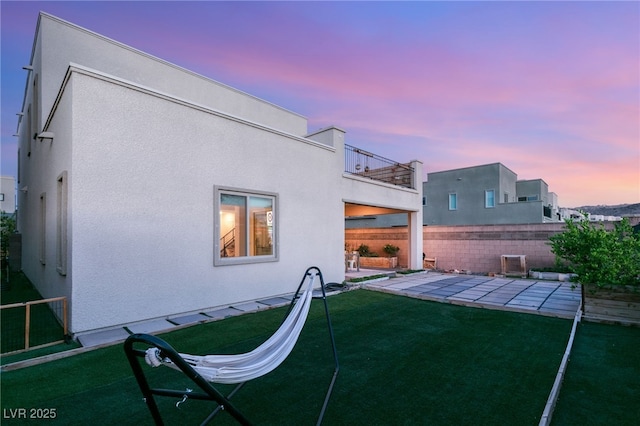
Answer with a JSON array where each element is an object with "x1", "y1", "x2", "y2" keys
[
  {"x1": 549, "y1": 217, "x2": 640, "y2": 288},
  {"x1": 1, "y1": 212, "x2": 17, "y2": 257}
]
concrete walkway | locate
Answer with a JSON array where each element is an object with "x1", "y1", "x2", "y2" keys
[
  {"x1": 75, "y1": 270, "x2": 580, "y2": 349},
  {"x1": 356, "y1": 269, "x2": 581, "y2": 319}
]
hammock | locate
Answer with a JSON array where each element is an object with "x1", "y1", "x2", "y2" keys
[
  {"x1": 144, "y1": 272, "x2": 314, "y2": 384},
  {"x1": 124, "y1": 267, "x2": 339, "y2": 426}
]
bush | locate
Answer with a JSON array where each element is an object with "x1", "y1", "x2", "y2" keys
[
  {"x1": 357, "y1": 244, "x2": 378, "y2": 257},
  {"x1": 382, "y1": 244, "x2": 400, "y2": 257},
  {"x1": 549, "y1": 217, "x2": 640, "y2": 288}
]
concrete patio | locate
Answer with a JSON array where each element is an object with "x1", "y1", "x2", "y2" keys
[{"x1": 352, "y1": 269, "x2": 581, "y2": 319}]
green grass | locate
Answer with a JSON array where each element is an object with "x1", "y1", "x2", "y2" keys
[
  {"x1": 2, "y1": 290, "x2": 578, "y2": 425},
  {"x1": 346, "y1": 274, "x2": 389, "y2": 283},
  {"x1": 1, "y1": 271, "x2": 70, "y2": 355},
  {"x1": 552, "y1": 322, "x2": 640, "y2": 425}
]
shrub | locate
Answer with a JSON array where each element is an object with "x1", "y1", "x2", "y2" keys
[
  {"x1": 1, "y1": 212, "x2": 16, "y2": 256},
  {"x1": 382, "y1": 244, "x2": 400, "y2": 257},
  {"x1": 357, "y1": 244, "x2": 377, "y2": 257},
  {"x1": 549, "y1": 217, "x2": 640, "y2": 288}
]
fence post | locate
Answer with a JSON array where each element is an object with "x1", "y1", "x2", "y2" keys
[
  {"x1": 24, "y1": 303, "x2": 31, "y2": 350},
  {"x1": 63, "y1": 298, "x2": 68, "y2": 337}
]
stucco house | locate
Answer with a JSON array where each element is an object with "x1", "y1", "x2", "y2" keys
[
  {"x1": 347, "y1": 162, "x2": 560, "y2": 228},
  {"x1": 15, "y1": 13, "x2": 423, "y2": 337},
  {"x1": 423, "y1": 163, "x2": 560, "y2": 225},
  {"x1": 1, "y1": 176, "x2": 16, "y2": 215}
]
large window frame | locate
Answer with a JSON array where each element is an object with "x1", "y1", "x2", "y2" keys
[{"x1": 214, "y1": 186, "x2": 278, "y2": 266}]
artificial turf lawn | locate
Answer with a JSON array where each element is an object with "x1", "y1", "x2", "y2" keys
[
  {"x1": 1, "y1": 271, "x2": 69, "y2": 354},
  {"x1": 551, "y1": 321, "x2": 640, "y2": 426},
  {"x1": 2, "y1": 289, "x2": 577, "y2": 425}
]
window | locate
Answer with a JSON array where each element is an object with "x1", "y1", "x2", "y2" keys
[
  {"x1": 448, "y1": 193, "x2": 457, "y2": 211},
  {"x1": 485, "y1": 190, "x2": 495, "y2": 208},
  {"x1": 56, "y1": 172, "x2": 68, "y2": 275},
  {"x1": 40, "y1": 193, "x2": 46, "y2": 264},
  {"x1": 214, "y1": 187, "x2": 277, "y2": 265},
  {"x1": 0, "y1": 193, "x2": 4, "y2": 201},
  {"x1": 504, "y1": 192, "x2": 509, "y2": 203},
  {"x1": 518, "y1": 195, "x2": 539, "y2": 202}
]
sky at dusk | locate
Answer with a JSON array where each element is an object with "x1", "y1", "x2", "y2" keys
[{"x1": 1, "y1": 1, "x2": 638, "y2": 207}]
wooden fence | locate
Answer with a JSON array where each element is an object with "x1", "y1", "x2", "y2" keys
[{"x1": 0, "y1": 296, "x2": 68, "y2": 355}]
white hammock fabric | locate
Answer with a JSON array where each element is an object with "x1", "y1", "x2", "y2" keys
[{"x1": 145, "y1": 274, "x2": 315, "y2": 384}]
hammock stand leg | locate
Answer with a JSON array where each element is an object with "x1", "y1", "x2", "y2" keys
[
  {"x1": 301, "y1": 266, "x2": 340, "y2": 426},
  {"x1": 123, "y1": 266, "x2": 339, "y2": 425},
  {"x1": 124, "y1": 334, "x2": 251, "y2": 425}
]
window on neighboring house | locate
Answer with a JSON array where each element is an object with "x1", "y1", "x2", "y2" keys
[
  {"x1": 0, "y1": 193, "x2": 4, "y2": 201},
  {"x1": 485, "y1": 190, "x2": 495, "y2": 208},
  {"x1": 40, "y1": 193, "x2": 46, "y2": 264},
  {"x1": 448, "y1": 193, "x2": 457, "y2": 211},
  {"x1": 214, "y1": 187, "x2": 277, "y2": 266},
  {"x1": 56, "y1": 172, "x2": 68, "y2": 275},
  {"x1": 422, "y1": 196, "x2": 427, "y2": 206},
  {"x1": 504, "y1": 192, "x2": 509, "y2": 203},
  {"x1": 518, "y1": 195, "x2": 539, "y2": 202}
]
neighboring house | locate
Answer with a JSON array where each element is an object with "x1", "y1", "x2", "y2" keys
[
  {"x1": 346, "y1": 162, "x2": 560, "y2": 228},
  {"x1": 15, "y1": 13, "x2": 423, "y2": 336},
  {"x1": 0, "y1": 176, "x2": 16, "y2": 214},
  {"x1": 423, "y1": 163, "x2": 560, "y2": 225}
]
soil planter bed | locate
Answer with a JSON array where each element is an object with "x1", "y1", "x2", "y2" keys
[{"x1": 359, "y1": 257, "x2": 398, "y2": 269}]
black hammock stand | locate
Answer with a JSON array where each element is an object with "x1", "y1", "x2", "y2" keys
[{"x1": 124, "y1": 266, "x2": 339, "y2": 425}]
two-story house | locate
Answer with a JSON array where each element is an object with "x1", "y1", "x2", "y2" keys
[
  {"x1": 423, "y1": 163, "x2": 560, "y2": 225},
  {"x1": 14, "y1": 12, "x2": 423, "y2": 336}
]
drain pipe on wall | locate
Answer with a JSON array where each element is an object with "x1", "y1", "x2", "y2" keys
[{"x1": 538, "y1": 308, "x2": 582, "y2": 426}]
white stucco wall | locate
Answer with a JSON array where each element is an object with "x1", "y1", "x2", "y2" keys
[
  {"x1": 37, "y1": 13, "x2": 308, "y2": 137},
  {"x1": 17, "y1": 12, "x2": 424, "y2": 334},
  {"x1": 65, "y1": 68, "x2": 343, "y2": 332}
]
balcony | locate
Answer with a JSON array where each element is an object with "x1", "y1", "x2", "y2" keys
[{"x1": 344, "y1": 144, "x2": 415, "y2": 189}]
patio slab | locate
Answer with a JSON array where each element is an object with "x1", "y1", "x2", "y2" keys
[
  {"x1": 77, "y1": 327, "x2": 130, "y2": 347},
  {"x1": 232, "y1": 301, "x2": 270, "y2": 312},
  {"x1": 364, "y1": 271, "x2": 581, "y2": 319},
  {"x1": 127, "y1": 319, "x2": 175, "y2": 334},
  {"x1": 203, "y1": 307, "x2": 244, "y2": 320},
  {"x1": 169, "y1": 313, "x2": 210, "y2": 326},
  {"x1": 257, "y1": 297, "x2": 291, "y2": 307}
]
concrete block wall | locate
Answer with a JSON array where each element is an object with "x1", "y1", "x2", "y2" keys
[
  {"x1": 346, "y1": 223, "x2": 570, "y2": 274},
  {"x1": 425, "y1": 224, "x2": 569, "y2": 273},
  {"x1": 345, "y1": 228, "x2": 409, "y2": 268}
]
